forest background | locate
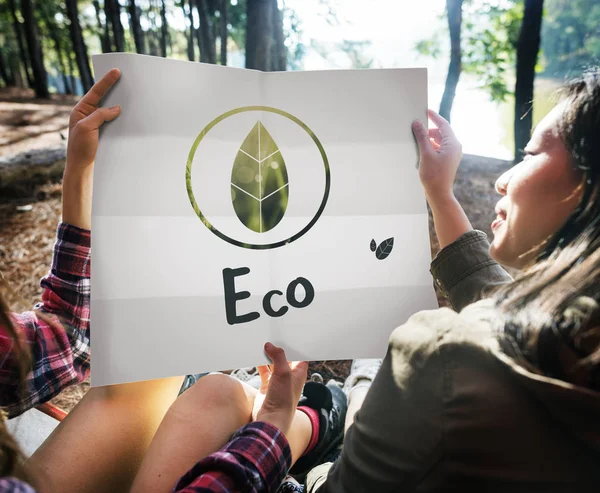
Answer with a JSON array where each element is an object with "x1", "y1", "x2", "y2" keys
[{"x1": 0, "y1": 0, "x2": 599, "y2": 410}]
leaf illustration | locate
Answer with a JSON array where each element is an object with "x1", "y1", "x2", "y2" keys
[
  {"x1": 370, "y1": 239, "x2": 376, "y2": 252},
  {"x1": 231, "y1": 121, "x2": 289, "y2": 233},
  {"x1": 375, "y1": 237, "x2": 394, "y2": 260}
]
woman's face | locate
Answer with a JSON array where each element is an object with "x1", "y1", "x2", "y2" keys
[{"x1": 490, "y1": 102, "x2": 583, "y2": 269}]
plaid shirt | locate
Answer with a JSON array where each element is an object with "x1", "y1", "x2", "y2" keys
[
  {"x1": 0, "y1": 223, "x2": 91, "y2": 418},
  {"x1": 175, "y1": 422, "x2": 292, "y2": 493}
]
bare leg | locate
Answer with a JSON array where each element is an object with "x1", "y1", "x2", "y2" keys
[
  {"x1": 132, "y1": 374, "x2": 313, "y2": 493},
  {"x1": 344, "y1": 386, "x2": 369, "y2": 433},
  {"x1": 131, "y1": 374, "x2": 257, "y2": 493},
  {"x1": 27, "y1": 376, "x2": 184, "y2": 493}
]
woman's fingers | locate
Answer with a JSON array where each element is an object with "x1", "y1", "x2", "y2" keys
[
  {"x1": 78, "y1": 106, "x2": 121, "y2": 131},
  {"x1": 428, "y1": 127, "x2": 442, "y2": 144},
  {"x1": 412, "y1": 120, "x2": 433, "y2": 155},
  {"x1": 83, "y1": 68, "x2": 121, "y2": 107},
  {"x1": 72, "y1": 69, "x2": 121, "y2": 120},
  {"x1": 427, "y1": 109, "x2": 457, "y2": 139},
  {"x1": 257, "y1": 365, "x2": 270, "y2": 387},
  {"x1": 264, "y1": 342, "x2": 290, "y2": 376}
]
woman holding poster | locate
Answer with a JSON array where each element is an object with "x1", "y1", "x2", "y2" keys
[{"x1": 303, "y1": 69, "x2": 600, "y2": 492}]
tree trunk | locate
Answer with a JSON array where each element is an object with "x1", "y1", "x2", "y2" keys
[
  {"x1": 42, "y1": 10, "x2": 72, "y2": 95},
  {"x1": 93, "y1": 0, "x2": 112, "y2": 53},
  {"x1": 160, "y1": 0, "x2": 169, "y2": 57},
  {"x1": 0, "y1": 47, "x2": 15, "y2": 87},
  {"x1": 128, "y1": 0, "x2": 146, "y2": 54},
  {"x1": 246, "y1": 0, "x2": 273, "y2": 71},
  {"x1": 197, "y1": 0, "x2": 217, "y2": 63},
  {"x1": 65, "y1": 0, "x2": 94, "y2": 93},
  {"x1": 181, "y1": 0, "x2": 195, "y2": 61},
  {"x1": 514, "y1": 0, "x2": 544, "y2": 162},
  {"x1": 8, "y1": 0, "x2": 33, "y2": 87},
  {"x1": 21, "y1": 0, "x2": 49, "y2": 98},
  {"x1": 439, "y1": 0, "x2": 462, "y2": 122},
  {"x1": 220, "y1": 0, "x2": 228, "y2": 65},
  {"x1": 106, "y1": 0, "x2": 126, "y2": 52},
  {"x1": 67, "y1": 50, "x2": 77, "y2": 95},
  {"x1": 271, "y1": 0, "x2": 286, "y2": 71}
]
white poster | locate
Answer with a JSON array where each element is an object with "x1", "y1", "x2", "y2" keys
[{"x1": 90, "y1": 53, "x2": 437, "y2": 386}]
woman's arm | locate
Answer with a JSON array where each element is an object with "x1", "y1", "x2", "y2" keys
[
  {"x1": 0, "y1": 71, "x2": 122, "y2": 416},
  {"x1": 412, "y1": 109, "x2": 472, "y2": 249},
  {"x1": 413, "y1": 110, "x2": 511, "y2": 310}
]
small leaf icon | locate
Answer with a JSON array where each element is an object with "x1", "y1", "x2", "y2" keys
[
  {"x1": 375, "y1": 237, "x2": 394, "y2": 260},
  {"x1": 231, "y1": 121, "x2": 289, "y2": 233},
  {"x1": 370, "y1": 239, "x2": 376, "y2": 252}
]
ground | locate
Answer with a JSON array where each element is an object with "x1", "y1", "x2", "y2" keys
[{"x1": 0, "y1": 87, "x2": 512, "y2": 412}]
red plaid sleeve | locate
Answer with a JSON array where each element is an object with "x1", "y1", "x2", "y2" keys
[
  {"x1": 174, "y1": 422, "x2": 292, "y2": 493},
  {"x1": 0, "y1": 223, "x2": 91, "y2": 418}
]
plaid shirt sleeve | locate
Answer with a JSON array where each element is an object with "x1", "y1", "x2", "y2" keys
[
  {"x1": 0, "y1": 223, "x2": 91, "y2": 418},
  {"x1": 174, "y1": 422, "x2": 292, "y2": 493}
]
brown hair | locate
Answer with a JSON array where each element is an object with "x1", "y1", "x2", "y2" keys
[
  {"x1": 496, "y1": 68, "x2": 600, "y2": 389},
  {"x1": 0, "y1": 290, "x2": 31, "y2": 478}
]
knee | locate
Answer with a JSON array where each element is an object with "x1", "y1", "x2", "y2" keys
[{"x1": 186, "y1": 373, "x2": 248, "y2": 410}]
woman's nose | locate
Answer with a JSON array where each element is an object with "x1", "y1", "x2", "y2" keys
[{"x1": 495, "y1": 167, "x2": 513, "y2": 195}]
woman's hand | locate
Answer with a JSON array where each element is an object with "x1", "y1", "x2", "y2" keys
[
  {"x1": 412, "y1": 109, "x2": 463, "y2": 206},
  {"x1": 62, "y1": 68, "x2": 121, "y2": 230},
  {"x1": 252, "y1": 343, "x2": 308, "y2": 437}
]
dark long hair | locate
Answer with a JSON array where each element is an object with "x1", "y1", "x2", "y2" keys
[
  {"x1": 0, "y1": 289, "x2": 30, "y2": 477},
  {"x1": 496, "y1": 68, "x2": 600, "y2": 389}
]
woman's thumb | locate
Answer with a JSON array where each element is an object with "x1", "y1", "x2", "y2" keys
[{"x1": 412, "y1": 120, "x2": 431, "y2": 154}]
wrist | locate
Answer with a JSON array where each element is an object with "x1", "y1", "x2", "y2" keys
[{"x1": 424, "y1": 190, "x2": 457, "y2": 209}]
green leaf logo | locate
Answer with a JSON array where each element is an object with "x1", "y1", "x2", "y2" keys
[{"x1": 231, "y1": 121, "x2": 289, "y2": 233}]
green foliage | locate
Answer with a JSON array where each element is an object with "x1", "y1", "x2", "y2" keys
[
  {"x1": 541, "y1": 0, "x2": 600, "y2": 78},
  {"x1": 416, "y1": 0, "x2": 523, "y2": 103},
  {"x1": 339, "y1": 40, "x2": 373, "y2": 69}
]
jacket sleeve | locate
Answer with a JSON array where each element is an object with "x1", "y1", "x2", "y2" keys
[
  {"x1": 430, "y1": 230, "x2": 512, "y2": 312},
  {"x1": 174, "y1": 422, "x2": 291, "y2": 493},
  {"x1": 0, "y1": 223, "x2": 90, "y2": 417}
]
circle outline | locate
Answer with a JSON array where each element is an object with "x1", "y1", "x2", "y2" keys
[{"x1": 186, "y1": 106, "x2": 331, "y2": 250}]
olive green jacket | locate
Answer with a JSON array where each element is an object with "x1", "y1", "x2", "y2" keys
[{"x1": 306, "y1": 231, "x2": 600, "y2": 492}]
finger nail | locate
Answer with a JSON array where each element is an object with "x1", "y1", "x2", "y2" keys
[
  {"x1": 412, "y1": 120, "x2": 422, "y2": 130},
  {"x1": 109, "y1": 105, "x2": 120, "y2": 112},
  {"x1": 264, "y1": 342, "x2": 273, "y2": 350}
]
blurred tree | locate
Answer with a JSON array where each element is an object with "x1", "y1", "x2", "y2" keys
[
  {"x1": 340, "y1": 40, "x2": 373, "y2": 69},
  {"x1": 106, "y1": 0, "x2": 126, "y2": 52},
  {"x1": 160, "y1": 0, "x2": 169, "y2": 56},
  {"x1": 542, "y1": 0, "x2": 600, "y2": 78},
  {"x1": 197, "y1": 0, "x2": 217, "y2": 63},
  {"x1": 417, "y1": 0, "x2": 522, "y2": 103},
  {"x1": 272, "y1": 0, "x2": 286, "y2": 71},
  {"x1": 66, "y1": 0, "x2": 94, "y2": 93},
  {"x1": 181, "y1": 0, "x2": 196, "y2": 61},
  {"x1": 439, "y1": 0, "x2": 463, "y2": 122},
  {"x1": 245, "y1": 0, "x2": 285, "y2": 71},
  {"x1": 40, "y1": 3, "x2": 72, "y2": 94},
  {"x1": 246, "y1": 0, "x2": 272, "y2": 70},
  {"x1": 8, "y1": 0, "x2": 33, "y2": 87},
  {"x1": 514, "y1": 0, "x2": 544, "y2": 161},
  {"x1": 128, "y1": 0, "x2": 146, "y2": 54},
  {"x1": 220, "y1": 0, "x2": 228, "y2": 65},
  {"x1": 93, "y1": 0, "x2": 112, "y2": 53},
  {"x1": 20, "y1": 0, "x2": 48, "y2": 98},
  {"x1": 0, "y1": 47, "x2": 14, "y2": 87}
]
